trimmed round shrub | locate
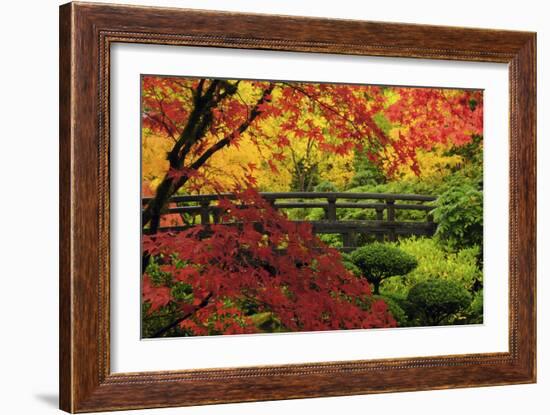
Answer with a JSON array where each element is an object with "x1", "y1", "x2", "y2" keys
[
  {"x1": 350, "y1": 243, "x2": 418, "y2": 294},
  {"x1": 407, "y1": 278, "x2": 472, "y2": 326},
  {"x1": 340, "y1": 252, "x2": 362, "y2": 277}
]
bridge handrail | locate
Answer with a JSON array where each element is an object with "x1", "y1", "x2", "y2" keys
[
  {"x1": 142, "y1": 192, "x2": 437, "y2": 244},
  {"x1": 142, "y1": 192, "x2": 437, "y2": 204}
]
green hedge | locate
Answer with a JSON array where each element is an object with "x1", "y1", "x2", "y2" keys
[{"x1": 407, "y1": 278, "x2": 472, "y2": 326}]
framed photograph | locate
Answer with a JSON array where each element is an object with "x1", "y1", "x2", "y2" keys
[{"x1": 59, "y1": 2, "x2": 536, "y2": 412}]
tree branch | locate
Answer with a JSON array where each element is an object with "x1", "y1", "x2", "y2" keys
[
  {"x1": 281, "y1": 81, "x2": 370, "y2": 140},
  {"x1": 150, "y1": 293, "x2": 213, "y2": 338},
  {"x1": 142, "y1": 82, "x2": 275, "y2": 237},
  {"x1": 174, "y1": 84, "x2": 276, "y2": 188}
]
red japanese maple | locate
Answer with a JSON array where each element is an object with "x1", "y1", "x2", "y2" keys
[{"x1": 142, "y1": 188, "x2": 396, "y2": 336}]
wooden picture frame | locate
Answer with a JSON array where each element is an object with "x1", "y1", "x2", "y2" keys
[{"x1": 59, "y1": 2, "x2": 536, "y2": 412}]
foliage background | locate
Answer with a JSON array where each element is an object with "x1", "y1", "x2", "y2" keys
[{"x1": 140, "y1": 74, "x2": 484, "y2": 336}]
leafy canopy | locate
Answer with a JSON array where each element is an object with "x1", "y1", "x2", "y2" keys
[
  {"x1": 350, "y1": 243, "x2": 418, "y2": 280},
  {"x1": 350, "y1": 243, "x2": 418, "y2": 294},
  {"x1": 141, "y1": 77, "x2": 484, "y2": 199}
]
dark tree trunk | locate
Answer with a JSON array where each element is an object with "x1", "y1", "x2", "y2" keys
[
  {"x1": 372, "y1": 280, "x2": 381, "y2": 295},
  {"x1": 141, "y1": 83, "x2": 276, "y2": 272}
]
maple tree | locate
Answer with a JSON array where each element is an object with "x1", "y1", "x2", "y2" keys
[{"x1": 143, "y1": 188, "x2": 396, "y2": 337}]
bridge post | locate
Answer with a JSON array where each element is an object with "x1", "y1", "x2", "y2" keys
[
  {"x1": 343, "y1": 232, "x2": 355, "y2": 249},
  {"x1": 375, "y1": 206, "x2": 384, "y2": 242},
  {"x1": 199, "y1": 201, "x2": 210, "y2": 225},
  {"x1": 426, "y1": 211, "x2": 436, "y2": 235},
  {"x1": 326, "y1": 196, "x2": 337, "y2": 221},
  {"x1": 212, "y1": 207, "x2": 220, "y2": 224},
  {"x1": 386, "y1": 199, "x2": 396, "y2": 242}
]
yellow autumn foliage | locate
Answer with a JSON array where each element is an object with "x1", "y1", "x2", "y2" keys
[
  {"x1": 141, "y1": 81, "x2": 472, "y2": 194},
  {"x1": 388, "y1": 142, "x2": 463, "y2": 180},
  {"x1": 142, "y1": 132, "x2": 172, "y2": 193}
]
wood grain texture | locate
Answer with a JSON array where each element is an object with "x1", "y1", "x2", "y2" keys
[
  {"x1": 59, "y1": 3, "x2": 73, "y2": 411},
  {"x1": 59, "y1": 2, "x2": 536, "y2": 412}
]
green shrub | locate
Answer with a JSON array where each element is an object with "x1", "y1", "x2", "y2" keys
[
  {"x1": 248, "y1": 312, "x2": 285, "y2": 333},
  {"x1": 376, "y1": 295, "x2": 408, "y2": 327},
  {"x1": 463, "y1": 289, "x2": 484, "y2": 324},
  {"x1": 340, "y1": 252, "x2": 362, "y2": 277},
  {"x1": 339, "y1": 206, "x2": 377, "y2": 221},
  {"x1": 313, "y1": 181, "x2": 338, "y2": 192},
  {"x1": 284, "y1": 205, "x2": 325, "y2": 222},
  {"x1": 407, "y1": 278, "x2": 472, "y2": 326},
  {"x1": 344, "y1": 180, "x2": 439, "y2": 222},
  {"x1": 144, "y1": 255, "x2": 172, "y2": 285},
  {"x1": 348, "y1": 170, "x2": 383, "y2": 188},
  {"x1": 346, "y1": 179, "x2": 441, "y2": 201},
  {"x1": 380, "y1": 237, "x2": 482, "y2": 297},
  {"x1": 306, "y1": 207, "x2": 328, "y2": 221},
  {"x1": 170, "y1": 281, "x2": 194, "y2": 303},
  {"x1": 347, "y1": 149, "x2": 386, "y2": 189},
  {"x1": 444, "y1": 134, "x2": 483, "y2": 189},
  {"x1": 432, "y1": 183, "x2": 483, "y2": 251},
  {"x1": 318, "y1": 234, "x2": 342, "y2": 248},
  {"x1": 350, "y1": 243, "x2": 418, "y2": 294}
]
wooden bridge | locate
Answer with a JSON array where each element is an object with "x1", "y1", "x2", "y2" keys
[{"x1": 143, "y1": 192, "x2": 437, "y2": 250}]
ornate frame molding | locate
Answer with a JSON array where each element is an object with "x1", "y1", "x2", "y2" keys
[{"x1": 60, "y1": 2, "x2": 536, "y2": 412}]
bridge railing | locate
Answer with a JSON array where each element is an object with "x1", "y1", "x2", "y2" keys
[{"x1": 142, "y1": 192, "x2": 437, "y2": 248}]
